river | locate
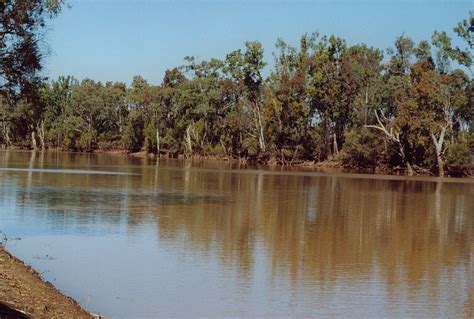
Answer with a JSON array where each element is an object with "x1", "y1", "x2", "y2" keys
[{"x1": 0, "y1": 150, "x2": 472, "y2": 318}]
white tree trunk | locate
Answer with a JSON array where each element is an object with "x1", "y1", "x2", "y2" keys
[
  {"x1": 37, "y1": 120, "x2": 45, "y2": 150},
  {"x1": 185, "y1": 124, "x2": 193, "y2": 156},
  {"x1": 333, "y1": 133, "x2": 339, "y2": 155},
  {"x1": 431, "y1": 127, "x2": 446, "y2": 178},
  {"x1": 31, "y1": 131, "x2": 37, "y2": 150}
]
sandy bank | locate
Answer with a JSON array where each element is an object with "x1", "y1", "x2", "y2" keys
[{"x1": 0, "y1": 246, "x2": 94, "y2": 319}]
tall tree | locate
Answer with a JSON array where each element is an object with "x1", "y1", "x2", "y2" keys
[
  {"x1": 1, "y1": 0, "x2": 63, "y2": 148},
  {"x1": 1, "y1": 0, "x2": 63, "y2": 99}
]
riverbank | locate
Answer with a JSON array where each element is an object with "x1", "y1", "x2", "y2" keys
[
  {"x1": 1, "y1": 147, "x2": 473, "y2": 178},
  {"x1": 123, "y1": 151, "x2": 473, "y2": 178},
  {"x1": 0, "y1": 246, "x2": 94, "y2": 319}
]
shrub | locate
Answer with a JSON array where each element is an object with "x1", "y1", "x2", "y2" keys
[
  {"x1": 341, "y1": 128, "x2": 383, "y2": 169},
  {"x1": 445, "y1": 142, "x2": 471, "y2": 176}
]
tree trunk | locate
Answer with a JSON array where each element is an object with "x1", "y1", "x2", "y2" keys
[
  {"x1": 257, "y1": 107, "x2": 266, "y2": 153},
  {"x1": 251, "y1": 102, "x2": 266, "y2": 154},
  {"x1": 333, "y1": 133, "x2": 339, "y2": 155},
  {"x1": 185, "y1": 125, "x2": 193, "y2": 156},
  {"x1": 437, "y1": 155, "x2": 444, "y2": 178},
  {"x1": 406, "y1": 161, "x2": 414, "y2": 176},
  {"x1": 156, "y1": 127, "x2": 160, "y2": 157},
  {"x1": 398, "y1": 144, "x2": 413, "y2": 176},
  {"x1": 1, "y1": 122, "x2": 12, "y2": 147},
  {"x1": 431, "y1": 128, "x2": 446, "y2": 178},
  {"x1": 37, "y1": 121, "x2": 45, "y2": 150},
  {"x1": 31, "y1": 131, "x2": 37, "y2": 150}
]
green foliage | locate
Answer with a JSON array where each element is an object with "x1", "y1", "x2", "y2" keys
[
  {"x1": 1, "y1": 0, "x2": 64, "y2": 101},
  {"x1": 77, "y1": 129, "x2": 97, "y2": 152},
  {"x1": 445, "y1": 143, "x2": 472, "y2": 176},
  {"x1": 144, "y1": 122, "x2": 157, "y2": 152},
  {"x1": 121, "y1": 110, "x2": 144, "y2": 152},
  {"x1": 341, "y1": 128, "x2": 383, "y2": 169}
]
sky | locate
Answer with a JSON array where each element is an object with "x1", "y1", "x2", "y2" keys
[{"x1": 43, "y1": 0, "x2": 472, "y2": 85}]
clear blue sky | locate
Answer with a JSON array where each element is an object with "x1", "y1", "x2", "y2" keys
[{"x1": 44, "y1": 0, "x2": 472, "y2": 85}]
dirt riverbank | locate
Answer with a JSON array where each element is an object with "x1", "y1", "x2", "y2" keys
[{"x1": 0, "y1": 246, "x2": 93, "y2": 319}]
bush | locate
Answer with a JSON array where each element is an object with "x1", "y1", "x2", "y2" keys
[
  {"x1": 77, "y1": 129, "x2": 97, "y2": 152},
  {"x1": 445, "y1": 142, "x2": 471, "y2": 176},
  {"x1": 341, "y1": 128, "x2": 383, "y2": 169}
]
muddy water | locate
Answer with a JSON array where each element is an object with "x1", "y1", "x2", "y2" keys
[{"x1": 0, "y1": 150, "x2": 472, "y2": 318}]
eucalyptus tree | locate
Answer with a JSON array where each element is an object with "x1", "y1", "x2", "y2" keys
[
  {"x1": 432, "y1": 11, "x2": 473, "y2": 73},
  {"x1": 266, "y1": 35, "x2": 315, "y2": 163},
  {"x1": 1, "y1": 0, "x2": 63, "y2": 98},
  {"x1": 1, "y1": 0, "x2": 64, "y2": 146},
  {"x1": 68, "y1": 80, "x2": 103, "y2": 151},
  {"x1": 343, "y1": 44, "x2": 384, "y2": 126},
  {"x1": 224, "y1": 41, "x2": 267, "y2": 156},
  {"x1": 220, "y1": 50, "x2": 251, "y2": 158},
  {"x1": 105, "y1": 82, "x2": 128, "y2": 133},
  {"x1": 365, "y1": 35, "x2": 420, "y2": 175},
  {"x1": 39, "y1": 75, "x2": 76, "y2": 148},
  {"x1": 365, "y1": 19, "x2": 472, "y2": 176},
  {"x1": 308, "y1": 34, "x2": 364, "y2": 157},
  {"x1": 121, "y1": 76, "x2": 149, "y2": 151}
]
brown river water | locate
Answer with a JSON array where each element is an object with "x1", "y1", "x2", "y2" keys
[{"x1": 0, "y1": 150, "x2": 472, "y2": 318}]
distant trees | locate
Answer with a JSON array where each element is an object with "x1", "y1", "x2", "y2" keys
[
  {"x1": 362, "y1": 13, "x2": 473, "y2": 176},
  {"x1": 1, "y1": 8, "x2": 472, "y2": 176}
]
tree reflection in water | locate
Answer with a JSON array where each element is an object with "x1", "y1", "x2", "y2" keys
[{"x1": 0, "y1": 150, "x2": 472, "y2": 317}]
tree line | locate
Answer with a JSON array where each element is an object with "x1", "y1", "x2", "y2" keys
[{"x1": 1, "y1": 5, "x2": 472, "y2": 176}]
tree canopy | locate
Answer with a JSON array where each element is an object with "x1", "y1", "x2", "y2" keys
[{"x1": 1, "y1": 0, "x2": 63, "y2": 100}]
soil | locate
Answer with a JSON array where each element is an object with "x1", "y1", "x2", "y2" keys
[{"x1": 0, "y1": 247, "x2": 94, "y2": 319}]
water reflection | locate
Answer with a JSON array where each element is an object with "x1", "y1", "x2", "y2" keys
[{"x1": 0, "y1": 150, "x2": 472, "y2": 318}]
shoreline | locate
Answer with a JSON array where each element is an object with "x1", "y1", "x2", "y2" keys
[
  {"x1": 2, "y1": 147, "x2": 472, "y2": 179},
  {"x1": 0, "y1": 246, "x2": 97, "y2": 319}
]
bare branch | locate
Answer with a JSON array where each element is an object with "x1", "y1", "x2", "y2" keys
[{"x1": 365, "y1": 109, "x2": 400, "y2": 143}]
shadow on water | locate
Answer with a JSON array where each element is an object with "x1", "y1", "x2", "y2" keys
[{"x1": 14, "y1": 185, "x2": 230, "y2": 212}]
